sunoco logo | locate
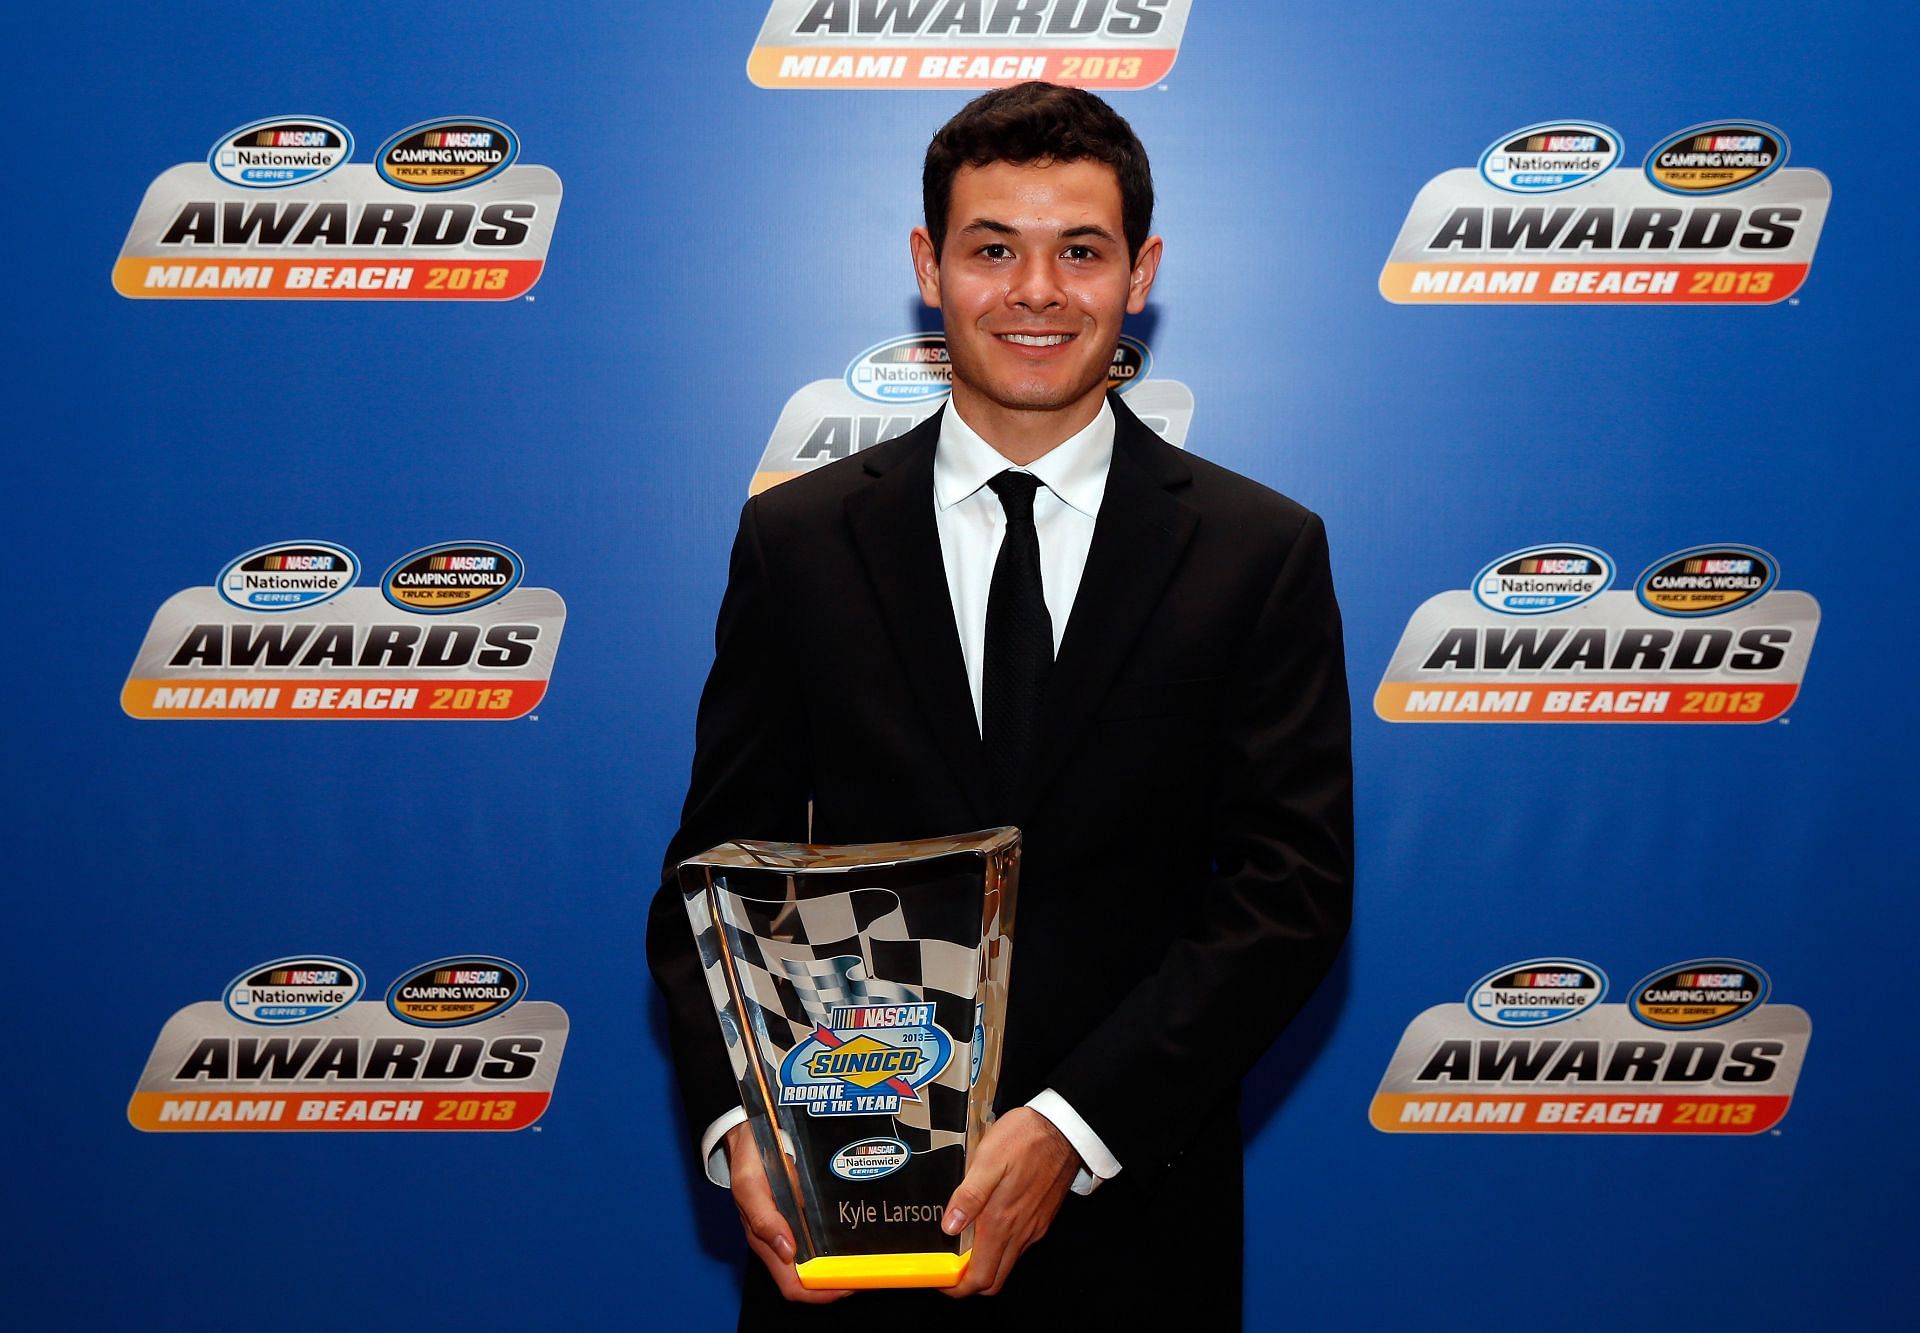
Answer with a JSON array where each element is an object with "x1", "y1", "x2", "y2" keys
[
  {"x1": 225, "y1": 956, "x2": 364, "y2": 1025},
  {"x1": 830, "y1": 1136, "x2": 912, "y2": 1182},
  {"x1": 218, "y1": 541, "x2": 359, "y2": 612},
  {"x1": 1636, "y1": 545, "x2": 1777, "y2": 616},
  {"x1": 1479, "y1": 121, "x2": 1621, "y2": 193},
  {"x1": 1474, "y1": 544, "x2": 1614, "y2": 615},
  {"x1": 382, "y1": 542, "x2": 523, "y2": 613},
  {"x1": 1646, "y1": 122, "x2": 1788, "y2": 195},
  {"x1": 1468, "y1": 959, "x2": 1607, "y2": 1028},
  {"x1": 387, "y1": 956, "x2": 526, "y2": 1027},
  {"x1": 845, "y1": 332, "x2": 1149, "y2": 404},
  {"x1": 377, "y1": 117, "x2": 520, "y2": 192},
  {"x1": 778, "y1": 1003, "x2": 953, "y2": 1116},
  {"x1": 1632, "y1": 959, "x2": 1770, "y2": 1029},
  {"x1": 209, "y1": 116, "x2": 352, "y2": 189}
]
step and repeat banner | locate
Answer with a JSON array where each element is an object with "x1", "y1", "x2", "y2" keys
[{"x1": 8, "y1": 3, "x2": 1910, "y2": 1328}]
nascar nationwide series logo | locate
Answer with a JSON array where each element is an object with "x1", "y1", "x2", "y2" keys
[
  {"x1": 130, "y1": 955, "x2": 567, "y2": 1132},
  {"x1": 114, "y1": 115, "x2": 561, "y2": 300},
  {"x1": 209, "y1": 116, "x2": 353, "y2": 188},
  {"x1": 1381, "y1": 118, "x2": 1828, "y2": 304},
  {"x1": 1371, "y1": 957, "x2": 1808, "y2": 1134},
  {"x1": 1467, "y1": 958, "x2": 1607, "y2": 1028},
  {"x1": 748, "y1": 0, "x2": 1191, "y2": 89},
  {"x1": 218, "y1": 541, "x2": 359, "y2": 611},
  {"x1": 1374, "y1": 543, "x2": 1818, "y2": 722},
  {"x1": 225, "y1": 956, "x2": 365, "y2": 1024},
  {"x1": 751, "y1": 331, "x2": 1191, "y2": 493},
  {"x1": 121, "y1": 540, "x2": 566, "y2": 719}
]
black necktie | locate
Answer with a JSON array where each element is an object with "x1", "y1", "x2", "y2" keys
[{"x1": 982, "y1": 470, "x2": 1052, "y2": 812}]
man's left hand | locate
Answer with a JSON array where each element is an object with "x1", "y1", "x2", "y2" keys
[{"x1": 939, "y1": 1107, "x2": 1081, "y2": 1297}]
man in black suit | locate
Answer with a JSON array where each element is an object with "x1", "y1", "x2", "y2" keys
[{"x1": 647, "y1": 83, "x2": 1352, "y2": 1327}]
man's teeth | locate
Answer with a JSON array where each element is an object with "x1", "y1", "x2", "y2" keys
[{"x1": 999, "y1": 333, "x2": 1073, "y2": 346}]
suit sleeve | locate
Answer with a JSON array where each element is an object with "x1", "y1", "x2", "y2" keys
[
  {"x1": 1044, "y1": 511, "x2": 1354, "y2": 1176},
  {"x1": 645, "y1": 496, "x2": 813, "y2": 1147}
]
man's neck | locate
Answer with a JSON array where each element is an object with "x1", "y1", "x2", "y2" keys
[{"x1": 947, "y1": 383, "x2": 1106, "y2": 467}]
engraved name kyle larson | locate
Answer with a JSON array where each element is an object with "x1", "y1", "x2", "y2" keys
[{"x1": 839, "y1": 1200, "x2": 944, "y2": 1228}]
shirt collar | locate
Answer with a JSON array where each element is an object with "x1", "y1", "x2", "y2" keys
[{"x1": 933, "y1": 397, "x2": 1114, "y2": 519}]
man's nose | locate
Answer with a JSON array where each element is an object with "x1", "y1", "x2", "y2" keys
[{"x1": 1005, "y1": 254, "x2": 1065, "y2": 311}]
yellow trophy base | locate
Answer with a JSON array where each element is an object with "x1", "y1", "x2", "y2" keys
[{"x1": 795, "y1": 1250, "x2": 972, "y2": 1290}]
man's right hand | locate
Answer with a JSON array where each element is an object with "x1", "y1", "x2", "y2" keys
[{"x1": 725, "y1": 1121, "x2": 853, "y2": 1304}]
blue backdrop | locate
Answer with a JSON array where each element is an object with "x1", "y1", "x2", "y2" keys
[{"x1": 8, "y1": 2, "x2": 1914, "y2": 1326}]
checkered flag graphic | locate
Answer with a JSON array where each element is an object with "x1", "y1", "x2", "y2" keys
[{"x1": 695, "y1": 876, "x2": 981, "y2": 1153}]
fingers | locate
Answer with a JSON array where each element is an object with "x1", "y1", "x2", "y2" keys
[
  {"x1": 939, "y1": 1110, "x2": 1080, "y2": 1299},
  {"x1": 726, "y1": 1125, "x2": 795, "y2": 1261},
  {"x1": 941, "y1": 1161, "x2": 1000, "y2": 1239},
  {"x1": 942, "y1": 1137, "x2": 1015, "y2": 1297},
  {"x1": 739, "y1": 1221, "x2": 852, "y2": 1304},
  {"x1": 727, "y1": 1124, "x2": 851, "y2": 1304}
]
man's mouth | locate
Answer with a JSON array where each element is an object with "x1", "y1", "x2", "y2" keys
[{"x1": 996, "y1": 333, "x2": 1075, "y2": 346}]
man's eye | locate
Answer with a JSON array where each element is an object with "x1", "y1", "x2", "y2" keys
[
  {"x1": 1064, "y1": 245, "x2": 1096, "y2": 261},
  {"x1": 980, "y1": 243, "x2": 1010, "y2": 259}
]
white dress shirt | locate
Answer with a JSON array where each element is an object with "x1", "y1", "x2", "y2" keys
[{"x1": 701, "y1": 398, "x2": 1124, "y2": 1196}]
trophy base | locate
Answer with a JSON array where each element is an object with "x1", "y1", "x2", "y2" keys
[{"x1": 796, "y1": 1250, "x2": 972, "y2": 1290}]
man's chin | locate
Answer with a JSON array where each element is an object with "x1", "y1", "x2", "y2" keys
[{"x1": 970, "y1": 378, "x2": 1111, "y2": 417}]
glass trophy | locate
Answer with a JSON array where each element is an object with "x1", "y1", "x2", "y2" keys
[{"x1": 677, "y1": 828, "x2": 1018, "y2": 1290}]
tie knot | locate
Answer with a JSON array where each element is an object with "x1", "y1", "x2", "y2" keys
[{"x1": 987, "y1": 470, "x2": 1044, "y2": 521}]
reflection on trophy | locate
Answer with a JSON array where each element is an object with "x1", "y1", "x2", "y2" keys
[{"x1": 677, "y1": 828, "x2": 1018, "y2": 1290}]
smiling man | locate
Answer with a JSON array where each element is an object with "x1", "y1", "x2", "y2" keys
[{"x1": 648, "y1": 83, "x2": 1353, "y2": 1328}]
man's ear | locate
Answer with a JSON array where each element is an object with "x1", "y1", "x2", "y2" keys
[
  {"x1": 1125, "y1": 234, "x2": 1163, "y2": 316},
  {"x1": 910, "y1": 226, "x2": 942, "y2": 309}
]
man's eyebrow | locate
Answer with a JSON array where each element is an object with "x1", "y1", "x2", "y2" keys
[{"x1": 956, "y1": 219, "x2": 1119, "y2": 243}]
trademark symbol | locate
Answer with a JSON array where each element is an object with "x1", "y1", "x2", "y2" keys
[
  {"x1": 529, "y1": 714, "x2": 539, "y2": 721},
  {"x1": 1771, "y1": 1130, "x2": 1781, "y2": 1136},
  {"x1": 525, "y1": 295, "x2": 536, "y2": 302},
  {"x1": 1789, "y1": 299, "x2": 1799, "y2": 306}
]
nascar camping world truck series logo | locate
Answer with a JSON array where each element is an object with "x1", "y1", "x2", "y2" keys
[
  {"x1": 121, "y1": 540, "x2": 565, "y2": 719},
  {"x1": 1374, "y1": 543, "x2": 1819, "y2": 722},
  {"x1": 114, "y1": 115, "x2": 560, "y2": 300},
  {"x1": 1380, "y1": 119, "x2": 1828, "y2": 304},
  {"x1": 1371, "y1": 957, "x2": 1808, "y2": 1134},
  {"x1": 129, "y1": 954, "x2": 568, "y2": 1132},
  {"x1": 748, "y1": 0, "x2": 1191, "y2": 89}
]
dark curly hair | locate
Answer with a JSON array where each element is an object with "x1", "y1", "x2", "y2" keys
[{"x1": 923, "y1": 82, "x2": 1154, "y2": 262}]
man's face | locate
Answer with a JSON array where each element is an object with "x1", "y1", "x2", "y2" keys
[{"x1": 911, "y1": 159, "x2": 1161, "y2": 430}]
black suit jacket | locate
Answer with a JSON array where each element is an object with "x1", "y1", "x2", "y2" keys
[{"x1": 647, "y1": 392, "x2": 1352, "y2": 1321}]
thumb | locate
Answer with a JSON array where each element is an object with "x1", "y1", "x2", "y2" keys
[
  {"x1": 943, "y1": 1156, "x2": 1005, "y2": 1235},
  {"x1": 730, "y1": 1134, "x2": 796, "y2": 1262},
  {"x1": 738, "y1": 1189, "x2": 796, "y2": 1263}
]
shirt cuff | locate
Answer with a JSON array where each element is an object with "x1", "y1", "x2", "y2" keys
[
  {"x1": 1027, "y1": 1088, "x2": 1122, "y2": 1195},
  {"x1": 700, "y1": 1106, "x2": 750, "y2": 1188}
]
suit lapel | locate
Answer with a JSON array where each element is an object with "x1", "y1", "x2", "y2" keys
[
  {"x1": 1027, "y1": 397, "x2": 1198, "y2": 813},
  {"x1": 842, "y1": 411, "x2": 997, "y2": 824}
]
